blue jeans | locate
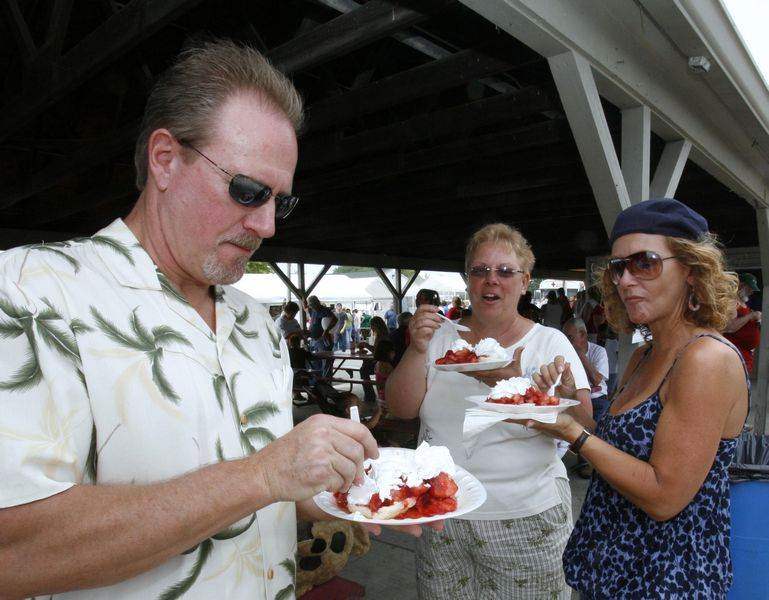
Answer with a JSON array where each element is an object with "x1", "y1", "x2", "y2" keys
[
  {"x1": 334, "y1": 331, "x2": 348, "y2": 351},
  {"x1": 310, "y1": 337, "x2": 333, "y2": 377}
]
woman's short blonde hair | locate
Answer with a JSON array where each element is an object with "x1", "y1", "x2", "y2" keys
[
  {"x1": 465, "y1": 223, "x2": 535, "y2": 274},
  {"x1": 599, "y1": 233, "x2": 738, "y2": 333}
]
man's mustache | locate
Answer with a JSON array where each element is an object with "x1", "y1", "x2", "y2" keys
[{"x1": 221, "y1": 232, "x2": 262, "y2": 252}]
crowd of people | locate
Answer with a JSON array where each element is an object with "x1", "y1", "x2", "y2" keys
[{"x1": 0, "y1": 38, "x2": 756, "y2": 600}]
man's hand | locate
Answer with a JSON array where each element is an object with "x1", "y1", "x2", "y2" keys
[
  {"x1": 465, "y1": 347, "x2": 525, "y2": 387},
  {"x1": 752, "y1": 310, "x2": 762, "y2": 321},
  {"x1": 408, "y1": 305, "x2": 442, "y2": 354},
  {"x1": 256, "y1": 414, "x2": 378, "y2": 503}
]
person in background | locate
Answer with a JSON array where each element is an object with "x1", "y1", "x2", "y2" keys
[
  {"x1": 563, "y1": 318, "x2": 610, "y2": 421},
  {"x1": 390, "y1": 311, "x2": 412, "y2": 365},
  {"x1": 528, "y1": 199, "x2": 747, "y2": 598},
  {"x1": 518, "y1": 290, "x2": 541, "y2": 323},
  {"x1": 416, "y1": 288, "x2": 440, "y2": 309},
  {"x1": 445, "y1": 296, "x2": 463, "y2": 320},
  {"x1": 349, "y1": 307, "x2": 359, "y2": 345},
  {"x1": 724, "y1": 272, "x2": 762, "y2": 374},
  {"x1": 306, "y1": 295, "x2": 337, "y2": 377},
  {"x1": 360, "y1": 310, "x2": 372, "y2": 341},
  {"x1": 542, "y1": 289, "x2": 563, "y2": 329},
  {"x1": 333, "y1": 302, "x2": 349, "y2": 352},
  {"x1": 274, "y1": 300, "x2": 302, "y2": 339},
  {"x1": 374, "y1": 339, "x2": 397, "y2": 412},
  {"x1": 557, "y1": 287, "x2": 574, "y2": 326},
  {"x1": 358, "y1": 316, "x2": 390, "y2": 404},
  {"x1": 384, "y1": 303, "x2": 398, "y2": 333}
]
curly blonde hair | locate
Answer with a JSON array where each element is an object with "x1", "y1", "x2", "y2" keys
[
  {"x1": 465, "y1": 223, "x2": 535, "y2": 274},
  {"x1": 599, "y1": 233, "x2": 738, "y2": 333}
]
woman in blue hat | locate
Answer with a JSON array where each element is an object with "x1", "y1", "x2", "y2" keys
[{"x1": 524, "y1": 199, "x2": 748, "y2": 598}]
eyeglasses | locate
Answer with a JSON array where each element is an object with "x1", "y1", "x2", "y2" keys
[
  {"x1": 467, "y1": 265, "x2": 525, "y2": 279},
  {"x1": 607, "y1": 251, "x2": 681, "y2": 284},
  {"x1": 181, "y1": 141, "x2": 299, "y2": 219}
]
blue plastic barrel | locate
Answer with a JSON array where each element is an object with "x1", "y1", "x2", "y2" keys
[{"x1": 729, "y1": 480, "x2": 769, "y2": 598}]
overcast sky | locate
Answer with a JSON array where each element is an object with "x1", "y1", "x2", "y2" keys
[{"x1": 722, "y1": 0, "x2": 769, "y2": 86}]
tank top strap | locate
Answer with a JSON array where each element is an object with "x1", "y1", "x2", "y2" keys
[{"x1": 657, "y1": 333, "x2": 751, "y2": 393}]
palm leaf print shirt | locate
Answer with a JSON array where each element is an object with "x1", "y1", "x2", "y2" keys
[{"x1": 0, "y1": 219, "x2": 297, "y2": 600}]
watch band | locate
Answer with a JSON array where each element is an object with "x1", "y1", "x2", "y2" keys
[{"x1": 569, "y1": 429, "x2": 592, "y2": 455}]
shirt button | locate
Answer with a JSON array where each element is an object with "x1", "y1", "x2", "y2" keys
[{"x1": 267, "y1": 567, "x2": 274, "y2": 580}]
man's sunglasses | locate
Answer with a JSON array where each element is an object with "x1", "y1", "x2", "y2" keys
[
  {"x1": 607, "y1": 251, "x2": 681, "y2": 284},
  {"x1": 181, "y1": 141, "x2": 298, "y2": 219},
  {"x1": 467, "y1": 265, "x2": 525, "y2": 279}
]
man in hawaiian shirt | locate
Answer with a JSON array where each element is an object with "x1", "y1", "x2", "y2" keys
[{"x1": 0, "y1": 40, "x2": 423, "y2": 599}]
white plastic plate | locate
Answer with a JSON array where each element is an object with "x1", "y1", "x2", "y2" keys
[
  {"x1": 313, "y1": 447, "x2": 487, "y2": 525},
  {"x1": 433, "y1": 357, "x2": 511, "y2": 372},
  {"x1": 465, "y1": 395, "x2": 580, "y2": 414}
]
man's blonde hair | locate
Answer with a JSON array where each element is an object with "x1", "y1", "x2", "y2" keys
[
  {"x1": 133, "y1": 38, "x2": 304, "y2": 190},
  {"x1": 464, "y1": 223, "x2": 536, "y2": 274}
]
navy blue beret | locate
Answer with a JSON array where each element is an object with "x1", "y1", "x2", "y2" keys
[{"x1": 609, "y1": 198, "x2": 708, "y2": 246}]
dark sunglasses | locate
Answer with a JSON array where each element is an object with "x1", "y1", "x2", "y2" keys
[
  {"x1": 607, "y1": 251, "x2": 681, "y2": 284},
  {"x1": 467, "y1": 265, "x2": 525, "y2": 279},
  {"x1": 181, "y1": 141, "x2": 298, "y2": 219}
]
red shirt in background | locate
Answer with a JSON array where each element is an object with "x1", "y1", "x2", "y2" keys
[
  {"x1": 446, "y1": 306, "x2": 462, "y2": 320},
  {"x1": 725, "y1": 305, "x2": 760, "y2": 372}
]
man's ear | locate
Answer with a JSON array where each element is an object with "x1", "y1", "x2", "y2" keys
[{"x1": 147, "y1": 128, "x2": 179, "y2": 192}]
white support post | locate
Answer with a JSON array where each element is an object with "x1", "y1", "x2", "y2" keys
[
  {"x1": 298, "y1": 263, "x2": 307, "y2": 330},
  {"x1": 621, "y1": 106, "x2": 650, "y2": 203},
  {"x1": 395, "y1": 268, "x2": 403, "y2": 314},
  {"x1": 617, "y1": 105, "x2": 651, "y2": 377},
  {"x1": 754, "y1": 208, "x2": 769, "y2": 435},
  {"x1": 650, "y1": 140, "x2": 692, "y2": 198},
  {"x1": 548, "y1": 51, "x2": 631, "y2": 233}
]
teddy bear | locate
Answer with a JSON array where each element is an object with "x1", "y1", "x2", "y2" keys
[{"x1": 296, "y1": 520, "x2": 371, "y2": 597}]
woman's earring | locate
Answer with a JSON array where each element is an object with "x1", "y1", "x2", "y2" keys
[{"x1": 688, "y1": 290, "x2": 701, "y2": 312}]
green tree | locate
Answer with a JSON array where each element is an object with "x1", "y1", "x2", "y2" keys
[{"x1": 245, "y1": 262, "x2": 272, "y2": 274}]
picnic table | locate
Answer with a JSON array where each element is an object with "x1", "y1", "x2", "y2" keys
[{"x1": 308, "y1": 349, "x2": 377, "y2": 387}]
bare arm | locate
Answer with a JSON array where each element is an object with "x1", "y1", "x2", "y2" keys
[
  {"x1": 0, "y1": 458, "x2": 270, "y2": 598},
  {"x1": 386, "y1": 306, "x2": 442, "y2": 419},
  {"x1": 0, "y1": 414, "x2": 378, "y2": 599}
]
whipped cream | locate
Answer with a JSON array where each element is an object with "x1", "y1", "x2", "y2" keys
[
  {"x1": 474, "y1": 337, "x2": 509, "y2": 360},
  {"x1": 487, "y1": 376, "x2": 532, "y2": 400},
  {"x1": 450, "y1": 338, "x2": 474, "y2": 353},
  {"x1": 346, "y1": 442, "x2": 457, "y2": 506}
]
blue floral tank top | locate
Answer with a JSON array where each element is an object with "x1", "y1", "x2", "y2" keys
[{"x1": 563, "y1": 334, "x2": 748, "y2": 599}]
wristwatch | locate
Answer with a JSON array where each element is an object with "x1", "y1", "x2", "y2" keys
[{"x1": 568, "y1": 429, "x2": 592, "y2": 456}]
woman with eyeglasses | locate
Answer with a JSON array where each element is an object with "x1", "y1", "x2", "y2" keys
[
  {"x1": 522, "y1": 199, "x2": 747, "y2": 598},
  {"x1": 386, "y1": 223, "x2": 592, "y2": 599}
]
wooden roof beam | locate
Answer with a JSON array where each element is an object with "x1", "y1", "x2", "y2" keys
[
  {"x1": 268, "y1": 0, "x2": 451, "y2": 74},
  {"x1": 297, "y1": 119, "x2": 569, "y2": 194},
  {"x1": 304, "y1": 44, "x2": 532, "y2": 133},
  {"x1": 299, "y1": 86, "x2": 555, "y2": 172},
  {"x1": 0, "y1": 0, "x2": 206, "y2": 143},
  {"x1": 2, "y1": 0, "x2": 36, "y2": 65}
]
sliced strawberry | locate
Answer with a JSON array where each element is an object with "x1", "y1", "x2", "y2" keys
[
  {"x1": 334, "y1": 492, "x2": 349, "y2": 509},
  {"x1": 427, "y1": 472, "x2": 459, "y2": 498}
]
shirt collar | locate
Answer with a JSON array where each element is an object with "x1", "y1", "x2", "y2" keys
[{"x1": 92, "y1": 219, "x2": 162, "y2": 291}]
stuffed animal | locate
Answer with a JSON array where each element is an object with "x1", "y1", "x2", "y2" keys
[{"x1": 296, "y1": 520, "x2": 370, "y2": 597}]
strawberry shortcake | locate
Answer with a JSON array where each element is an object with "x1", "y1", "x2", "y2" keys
[
  {"x1": 435, "y1": 337, "x2": 509, "y2": 365},
  {"x1": 486, "y1": 376, "x2": 560, "y2": 406},
  {"x1": 334, "y1": 442, "x2": 459, "y2": 520}
]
